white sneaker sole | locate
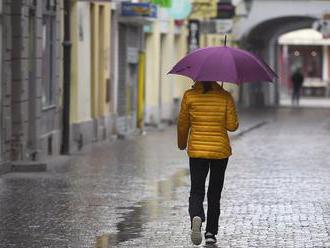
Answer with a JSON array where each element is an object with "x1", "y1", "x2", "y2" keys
[
  {"x1": 191, "y1": 216, "x2": 202, "y2": 245},
  {"x1": 205, "y1": 237, "x2": 216, "y2": 244}
]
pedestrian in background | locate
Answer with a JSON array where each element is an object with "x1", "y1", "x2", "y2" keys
[
  {"x1": 291, "y1": 68, "x2": 304, "y2": 106},
  {"x1": 177, "y1": 81, "x2": 239, "y2": 245}
]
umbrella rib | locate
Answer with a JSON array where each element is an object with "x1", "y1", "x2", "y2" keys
[
  {"x1": 227, "y1": 49, "x2": 240, "y2": 83},
  {"x1": 240, "y1": 49, "x2": 277, "y2": 79}
]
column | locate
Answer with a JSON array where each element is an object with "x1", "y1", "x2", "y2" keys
[{"x1": 145, "y1": 21, "x2": 160, "y2": 125}]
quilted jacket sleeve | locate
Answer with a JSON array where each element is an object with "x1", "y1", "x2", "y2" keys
[
  {"x1": 225, "y1": 93, "x2": 239, "y2": 132},
  {"x1": 177, "y1": 92, "x2": 190, "y2": 150}
]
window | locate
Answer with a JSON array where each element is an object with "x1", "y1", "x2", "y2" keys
[
  {"x1": 41, "y1": 0, "x2": 56, "y2": 107},
  {"x1": 289, "y1": 45, "x2": 323, "y2": 79}
]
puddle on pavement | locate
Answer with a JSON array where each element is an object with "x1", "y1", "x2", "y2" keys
[{"x1": 95, "y1": 168, "x2": 189, "y2": 247}]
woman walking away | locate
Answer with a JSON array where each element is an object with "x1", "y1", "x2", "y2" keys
[{"x1": 177, "y1": 81, "x2": 239, "y2": 245}]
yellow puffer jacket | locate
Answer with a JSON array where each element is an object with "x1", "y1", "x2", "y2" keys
[{"x1": 177, "y1": 82, "x2": 239, "y2": 159}]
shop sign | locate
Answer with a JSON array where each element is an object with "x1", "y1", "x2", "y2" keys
[
  {"x1": 121, "y1": 2, "x2": 157, "y2": 18},
  {"x1": 188, "y1": 20, "x2": 200, "y2": 53}
]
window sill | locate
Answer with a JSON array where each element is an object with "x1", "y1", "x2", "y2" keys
[{"x1": 42, "y1": 104, "x2": 57, "y2": 111}]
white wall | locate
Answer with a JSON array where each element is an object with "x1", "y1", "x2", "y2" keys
[{"x1": 234, "y1": 0, "x2": 330, "y2": 40}]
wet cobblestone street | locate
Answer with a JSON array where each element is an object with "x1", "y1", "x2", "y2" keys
[{"x1": 0, "y1": 108, "x2": 330, "y2": 248}]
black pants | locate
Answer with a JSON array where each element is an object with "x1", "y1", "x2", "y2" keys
[
  {"x1": 292, "y1": 88, "x2": 301, "y2": 105},
  {"x1": 189, "y1": 157, "x2": 228, "y2": 235}
]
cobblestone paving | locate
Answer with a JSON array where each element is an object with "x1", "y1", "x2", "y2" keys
[{"x1": 0, "y1": 108, "x2": 330, "y2": 248}]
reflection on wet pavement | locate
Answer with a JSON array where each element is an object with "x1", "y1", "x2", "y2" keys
[
  {"x1": 95, "y1": 169, "x2": 189, "y2": 247},
  {"x1": 1, "y1": 108, "x2": 330, "y2": 247}
]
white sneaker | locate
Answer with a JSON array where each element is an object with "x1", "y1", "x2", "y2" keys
[
  {"x1": 191, "y1": 216, "x2": 202, "y2": 245},
  {"x1": 205, "y1": 232, "x2": 217, "y2": 244}
]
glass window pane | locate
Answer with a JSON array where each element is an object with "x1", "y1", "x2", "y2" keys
[{"x1": 41, "y1": 13, "x2": 56, "y2": 106}]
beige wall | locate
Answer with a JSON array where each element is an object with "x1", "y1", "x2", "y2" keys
[
  {"x1": 70, "y1": 0, "x2": 79, "y2": 123},
  {"x1": 145, "y1": 19, "x2": 189, "y2": 124},
  {"x1": 77, "y1": 2, "x2": 92, "y2": 122},
  {"x1": 70, "y1": 1, "x2": 111, "y2": 124},
  {"x1": 90, "y1": 3, "x2": 111, "y2": 118},
  {"x1": 159, "y1": 20, "x2": 175, "y2": 120},
  {"x1": 173, "y1": 28, "x2": 191, "y2": 98}
]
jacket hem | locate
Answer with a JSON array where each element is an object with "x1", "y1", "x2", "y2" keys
[{"x1": 188, "y1": 151, "x2": 231, "y2": 160}]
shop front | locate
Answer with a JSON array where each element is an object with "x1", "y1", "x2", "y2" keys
[
  {"x1": 116, "y1": 2, "x2": 156, "y2": 135},
  {"x1": 279, "y1": 29, "x2": 330, "y2": 97}
]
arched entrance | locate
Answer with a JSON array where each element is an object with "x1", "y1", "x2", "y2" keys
[{"x1": 239, "y1": 16, "x2": 316, "y2": 107}]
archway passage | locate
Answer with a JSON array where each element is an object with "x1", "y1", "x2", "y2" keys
[
  {"x1": 278, "y1": 29, "x2": 330, "y2": 108},
  {"x1": 239, "y1": 16, "x2": 317, "y2": 107}
]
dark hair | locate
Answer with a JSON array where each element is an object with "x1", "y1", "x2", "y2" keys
[{"x1": 201, "y1": 81, "x2": 215, "y2": 93}]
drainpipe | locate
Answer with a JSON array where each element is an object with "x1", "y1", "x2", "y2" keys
[{"x1": 61, "y1": 0, "x2": 71, "y2": 154}]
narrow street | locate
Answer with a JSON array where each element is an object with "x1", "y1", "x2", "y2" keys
[{"x1": 0, "y1": 107, "x2": 330, "y2": 248}]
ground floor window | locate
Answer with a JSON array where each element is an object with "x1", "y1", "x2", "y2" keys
[{"x1": 41, "y1": 0, "x2": 57, "y2": 107}]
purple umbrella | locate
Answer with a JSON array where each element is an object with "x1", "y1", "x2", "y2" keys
[{"x1": 168, "y1": 46, "x2": 277, "y2": 84}]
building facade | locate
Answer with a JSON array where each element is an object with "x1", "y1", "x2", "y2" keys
[
  {"x1": 0, "y1": 0, "x2": 190, "y2": 172},
  {"x1": 1, "y1": 0, "x2": 63, "y2": 172},
  {"x1": 144, "y1": 7, "x2": 189, "y2": 126},
  {"x1": 115, "y1": 3, "x2": 147, "y2": 135},
  {"x1": 114, "y1": 1, "x2": 189, "y2": 130},
  {"x1": 0, "y1": 0, "x2": 5, "y2": 172},
  {"x1": 67, "y1": 0, "x2": 114, "y2": 152},
  {"x1": 233, "y1": 0, "x2": 330, "y2": 107}
]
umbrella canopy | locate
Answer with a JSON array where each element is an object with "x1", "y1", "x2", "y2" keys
[{"x1": 168, "y1": 46, "x2": 277, "y2": 84}]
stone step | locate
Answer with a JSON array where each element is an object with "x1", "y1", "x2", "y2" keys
[{"x1": 11, "y1": 161, "x2": 47, "y2": 173}]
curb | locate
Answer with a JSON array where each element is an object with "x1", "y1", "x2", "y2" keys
[
  {"x1": 231, "y1": 120, "x2": 268, "y2": 139},
  {"x1": 11, "y1": 161, "x2": 47, "y2": 173}
]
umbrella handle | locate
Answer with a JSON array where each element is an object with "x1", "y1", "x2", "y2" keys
[
  {"x1": 221, "y1": 82, "x2": 224, "y2": 88},
  {"x1": 224, "y1": 35, "x2": 227, "y2": 46}
]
